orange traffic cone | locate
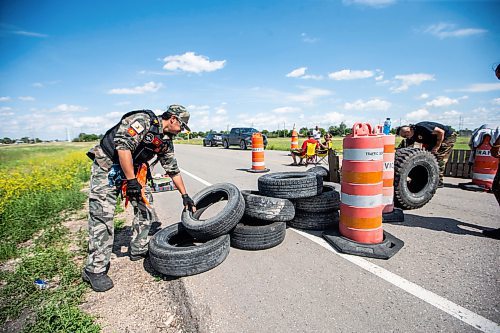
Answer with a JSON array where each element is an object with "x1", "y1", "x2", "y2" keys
[
  {"x1": 247, "y1": 132, "x2": 270, "y2": 173},
  {"x1": 290, "y1": 128, "x2": 299, "y2": 150}
]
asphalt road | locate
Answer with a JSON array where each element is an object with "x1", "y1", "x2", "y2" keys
[{"x1": 151, "y1": 144, "x2": 500, "y2": 333}]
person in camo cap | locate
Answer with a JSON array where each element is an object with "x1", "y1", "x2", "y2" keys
[{"x1": 82, "y1": 104, "x2": 196, "y2": 292}]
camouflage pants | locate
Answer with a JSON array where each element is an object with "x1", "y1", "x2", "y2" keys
[
  {"x1": 434, "y1": 133, "x2": 457, "y2": 183},
  {"x1": 85, "y1": 161, "x2": 155, "y2": 274}
]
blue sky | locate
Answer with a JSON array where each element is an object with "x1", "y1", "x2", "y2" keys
[{"x1": 1, "y1": 0, "x2": 499, "y2": 140}]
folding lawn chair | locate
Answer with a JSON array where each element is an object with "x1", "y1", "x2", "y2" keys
[
  {"x1": 304, "y1": 142, "x2": 318, "y2": 166},
  {"x1": 316, "y1": 141, "x2": 333, "y2": 165}
]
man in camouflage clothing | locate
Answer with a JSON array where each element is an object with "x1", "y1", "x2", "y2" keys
[
  {"x1": 83, "y1": 105, "x2": 196, "y2": 292},
  {"x1": 397, "y1": 121, "x2": 457, "y2": 187}
]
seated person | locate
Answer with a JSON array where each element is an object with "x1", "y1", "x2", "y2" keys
[
  {"x1": 318, "y1": 133, "x2": 333, "y2": 152},
  {"x1": 290, "y1": 131, "x2": 320, "y2": 165}
]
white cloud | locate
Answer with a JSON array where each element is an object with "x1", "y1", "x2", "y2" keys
[
  {"x1": 288, "y1": 87, "x2": 332, "y2": 104},
  {"x1": 33, "y1": 82, "x2": 44, "y2": 88},
  {"x1": 328, "y1": 69, "x2": 374, "y2": 80},
  {"x1": 108, "y1": 81, "x2": 162, "y2": 95},
  {"x1": 50, "y1": 104, "x2": 88, "y2": 113},
  {"x1": 344, "y1": 98, "x2": 391, "y2": 111},
  {"x1": 215, "y1": 108, "x2": 227, "y2": 115},
  {"x1": 418, "y1": 93, "x2": 429, "y2": 100},
  {"x1": 423, "y1": 23, "x2": 487, "y2": 39},
  {"x1": 301, "y1": 33, "x2": 319, "y2": 43},
  {"x1": 375, "y1": 75, "x2": 384, "y2": 81},
  {"x1": 451, "y1": 83, "x2": 500, "y2": 93},
  {"x1": 12, "y1": 30, "x2": 48, "y2": 38},
  {"x1": 163, "y1": 52, "x2": 226, "y2": 73},
  {"x1": 426, "y1": 96, "x2": 459, "y2": 107},
  {"x1": 0, "y1": 111, "x2": 14, "y2": 116},
  {"x1": 342, "y1": 0, "x2": 396, "y2": 7},
  {"x1": 0, "y1": 107, "x2": 12, "y2": 112},
  {"x1": 286, "y1": 67, "x2": 323, "y2": 80},
  {"x1": 391, "y1": 73, "x2": 435, "y2": 93},
  {"x1": 114, "y1": 101, "x2": 131, "y2": 106},
  {"x1": 492, "y1": 98, "x2": 500, "y2": 105},
  {"x1": 0, "y1": 96, "x2": 11, "y2": 102},
  {"x1": 286, "y1": 67, "x2": 307, "y2": 78},
  {"x1": 406, "y1": 109, "x2": 430, "y2": 121},
  {"x1": 187, "y1": 105, "x2": 210, "y2": 111},
  {"x1": 272, "y1": 107, "x2": 301, "y2": 114},
  {"x1": 18, "y1": 96, "x2": 35, "y2": 101}
]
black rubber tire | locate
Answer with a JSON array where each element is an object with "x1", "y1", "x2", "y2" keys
[
  {"x1": 223, "y1": 140, "x2": 229, "y2": 149},
  {"x1": 181, "y1": 183, "x2": 245, "y2": 240},
  {"x1": 393, "y1": 148, "x2": 439, "y2": 210},
  {"x1": 307, "y1": 166, "x2": 330, "y2": 181},
  {"x1": 241, "y1": 190, "x2": 295, "y2": 222},
  {"x1": 230, "y1": 218, "x2": 286, "y2": 251},
  {"x1": 202, "y1": 140, "x2": 207, "y2": 147},
  {"x1": 293, "y1": 184, "x2": 340, "y2": 213},
  {"x1": 288, "y1": 210, "x2": 339, "y2": 230},
  {"x1": 258, "y1": 172, "x2": 323, "y2": 199},
  {"x1": 240, "y1": 140, "x2": 247, "y2": 150},
  {"x1": 149, "y1": 223, "x2": 230, "y2": 277}
]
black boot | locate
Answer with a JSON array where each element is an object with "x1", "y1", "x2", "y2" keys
[{"x1": 82, "y1": 269, "x2": 114, "y2": 292}]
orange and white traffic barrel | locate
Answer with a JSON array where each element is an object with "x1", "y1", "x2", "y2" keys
[
  {"x1": 290, "y1": 128, "x2": 299, "y2": 150},
  {"x1": 472, "y1": 135, "x2": 498, "y2": 190},
  {"x1": 340, "y1": 123, "x2": 384, "y2": 244},
  {"x1": 247, "y1": 132, "x2": 270, "y2": 173},
  {"x1": 381, "y1": 134, "x2": 396, "y2": 213}
]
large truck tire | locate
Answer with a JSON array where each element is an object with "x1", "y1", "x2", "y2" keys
[
  {"x1": 393, "y1": 148, "x2": 439, "y2": 210},
  {"x1": 258, "y1": 172, "x2": 322, "y2": 199},
  {"x1": 149, "y1": 223, "x2": 230, "y2": 277},
  {"x1": 181, "y1": 183, "x2": 244, "y2": 240},
  {"x1": 230, "y1": 218, "x2": 286, "y2": 251},
  {"x1": 241, "y1": 190, "x2": 295, "y2": 222}
]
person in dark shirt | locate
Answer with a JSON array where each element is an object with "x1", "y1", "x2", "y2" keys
[{"x1": 397, "y1": 121, "x2": 457, "y2": 187}]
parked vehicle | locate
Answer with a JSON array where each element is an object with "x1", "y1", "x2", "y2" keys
[
  {"x1": 203, "y1": 133, "x2": 223, "y2": 147},
  {"x1": 222, "y1": 128, "x2": 268, "y2": 150}
]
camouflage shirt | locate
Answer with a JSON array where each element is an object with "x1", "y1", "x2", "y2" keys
[{"x1": 93, "y1": 112, "x2": 180, "y2": 175}]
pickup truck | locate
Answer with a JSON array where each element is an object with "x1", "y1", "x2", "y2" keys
[{"x1": 222, "y1": 128, "x2": 268, "y2": 150}]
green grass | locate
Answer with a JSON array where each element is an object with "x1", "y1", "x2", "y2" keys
[
  {"x1": 0, "y1": 142, "x2": 94, "y2": 168},
  {"x1": 0, "y1": 143, "x2": 100, "y2": 332},
  {"x1": 179, "y1": 136, "x2": 471, "y2": 151}
]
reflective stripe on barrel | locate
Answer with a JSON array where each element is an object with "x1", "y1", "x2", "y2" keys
[
  {"x1": 472, "y1": 136, "x2": 498, "y2": 190},
  {"x1": 251, "y1": 133, "x2": 266, "y2": 171},
  {"x1": 340, "y1": 122, "x2": 384, "y2": 244}
]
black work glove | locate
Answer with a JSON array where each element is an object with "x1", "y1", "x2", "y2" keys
[
  {"x1": 126, "y1": 178, "x2": 142, "y2": 198},
  {"x1": 182, "y1": 194, "x2": 196, "y2": 212}
]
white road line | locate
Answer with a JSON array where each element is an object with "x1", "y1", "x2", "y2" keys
[
  {"x1": 180, "y1": 168, "x2": 500, "y2": 333},
  {"x1": 180, "y1": 168, "x2": 212, "y2": 186},
  {"x1": 293, "y1": 229, "x2": 500, "y2": 333}
]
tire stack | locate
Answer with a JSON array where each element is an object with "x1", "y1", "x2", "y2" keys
[
  {"x1": 148, "y1": 167, "x2": 340, "y2": 278},
  {"x1": 149, "y1": 183, "x2": 244, "y2": 278},
  {"x1": 258, "y1": 168, "x2": 340, "y2": 231}
]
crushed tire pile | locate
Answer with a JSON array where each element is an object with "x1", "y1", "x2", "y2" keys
[{"x1": 149, "y1": 166, "x2": 341, "y2": 277}]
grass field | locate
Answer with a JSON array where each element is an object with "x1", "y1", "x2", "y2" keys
[
  {"x1": 176, "y1": 136, "x2": 471, "y2": 151},
  {"x1": 0, "y1": 142, "x2": 100, "y2": 332}
]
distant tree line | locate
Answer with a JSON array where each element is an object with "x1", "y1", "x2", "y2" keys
[{"x1": 72, "y1": 133, "x2": 103, "y2": 142}]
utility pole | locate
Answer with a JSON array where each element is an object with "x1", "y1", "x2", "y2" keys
[{"x1": 283, "y1": 122, "x2": 286, "y2": 138}]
